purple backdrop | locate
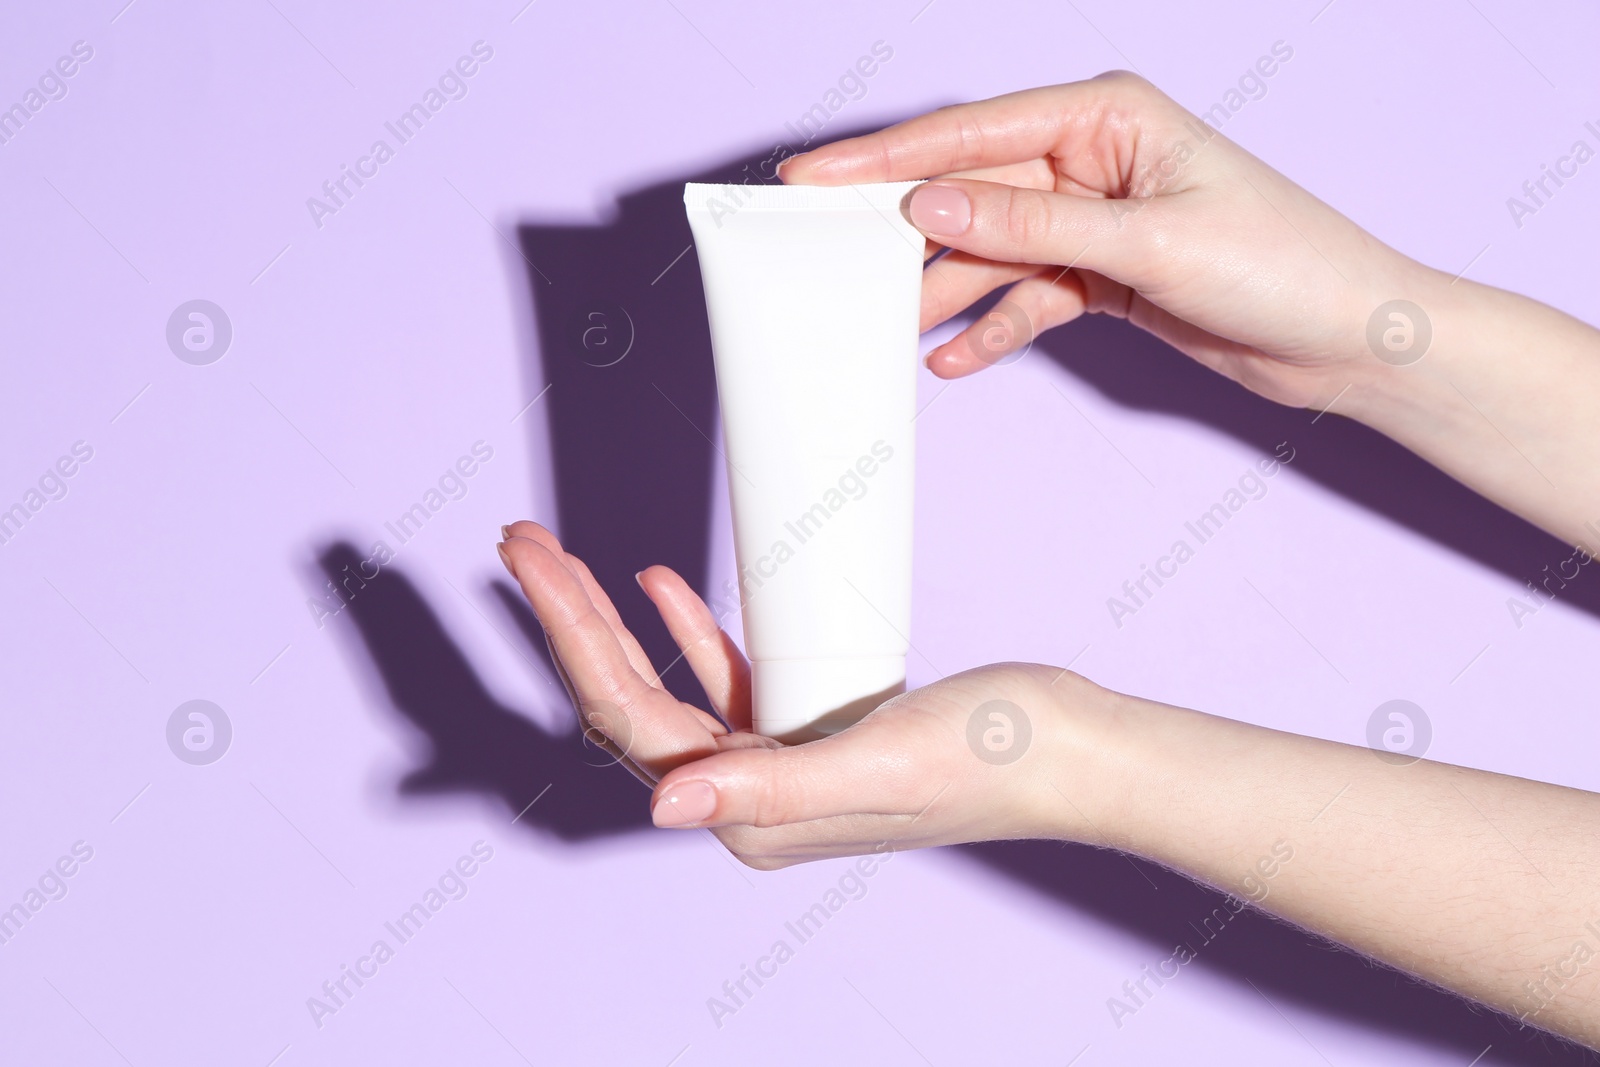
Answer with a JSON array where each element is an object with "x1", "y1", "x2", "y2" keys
[{"x1": 3, "y1": 0, "x2": 1598, "y2": 1063}]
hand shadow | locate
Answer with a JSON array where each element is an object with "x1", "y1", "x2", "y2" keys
[
  {"x1": 313, "y1": 138, "x2": 839, "y2": 836},
  {"x1": 966, "y1": 840, "x2": 1599, "y2": 1065},
  {"x1": 1033, "y1": 310, "x2": 1600, "y2": 623},
  {"x1": 316, "y1": 541, "x2": 649, "y2": 839},
  {"x1": 314, "y1": 136, "x2": 1598, "y2": 1064}
]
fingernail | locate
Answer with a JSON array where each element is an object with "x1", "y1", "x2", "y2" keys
[
  {"x1": 909, "y1": 183, "x2": 970, "y2": 236},
  {"x1": 652, "y1": 780, "x2": 718, "y2": 827},
  {"x1": 497, "y1": 541, "x2": 514, "y2": 577},
  {"x1": 634, "y1": 570, "x2": 646, "y2": 590},
  {"x1": 501, "y1": 524, "x2": 512, "y2": 540}
]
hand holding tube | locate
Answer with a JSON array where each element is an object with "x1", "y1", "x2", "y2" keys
[
  {"x1": 500, "y1": 520, "x2": 1600, "y2": 1048},
  {"x1": 783, "y1": 71, "x2": 1396, "y2": 406},
  {"x1": 497, "y1": 521, "x2": 1079, "y2": 862},
  {"x1": 785, "y1": 72, "x2": 1600, "y2": 552}
]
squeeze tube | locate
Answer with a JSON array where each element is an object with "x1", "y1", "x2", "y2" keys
[{"x1": 684, "y1": 180, "x2": 923, "y2": 742}]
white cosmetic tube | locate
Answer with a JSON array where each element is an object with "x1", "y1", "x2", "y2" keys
[{"x1": 684, "y1": 180, "x2": 923, "y2": 743}]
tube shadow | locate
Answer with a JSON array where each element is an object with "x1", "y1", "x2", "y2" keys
[
  {"x1": 509, "y1": 158, "x2": 768, "y2": 712},
  {"x1": 316, "y1": 138, "x2": 1598, "y2": 1064},
  {"x1": 506, "y1": 127, "x2": 908, "y2": 712}
]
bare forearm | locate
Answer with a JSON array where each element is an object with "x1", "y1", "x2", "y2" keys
[
  {"x1": 1340, "y1": 265, "x2": 1600, "y2": 548},
  {"x1": 1070, "y1": 690, "x2": 1600, "y2": 1045}
]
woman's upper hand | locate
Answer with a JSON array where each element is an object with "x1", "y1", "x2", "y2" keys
[
  {"x1": 781, "y1": 72, "x2": 1420, "y2": 410},
  {"x1": 498, "y1": 521, "x2": 1119, "y2": 869}
]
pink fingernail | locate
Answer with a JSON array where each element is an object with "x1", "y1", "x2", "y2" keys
[
  {"x1": 652, "y1": 780, "x2": 718, "y2": 827},
  {"x1": 497, "y1": 542, "x2": 514, "y2": 577},
  {"x1": 909, "y1": 183, "x2": 971, "y2": 236}
]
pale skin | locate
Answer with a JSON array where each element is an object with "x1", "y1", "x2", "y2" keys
[{"x1": 498, "y1": 73, "x2": 1600, "y2": 1046}]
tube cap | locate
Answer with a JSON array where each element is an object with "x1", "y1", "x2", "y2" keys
[{"x1": 751, "y1": 655, "x2": 907, "y2": 744}]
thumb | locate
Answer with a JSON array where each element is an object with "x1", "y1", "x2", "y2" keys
[
  {"x1": 648, "y1": 735, "x2": 918, "y2": 829},
  {"x1": 906, "y1": 178, "x2": 1161, "y2": 289}
]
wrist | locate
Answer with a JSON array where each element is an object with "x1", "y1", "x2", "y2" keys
[
  {"x1": 1305, "y1": 252, "x2": 1447, "y2": 422},
  {"x1": 1325, "y1": 266, "x2": 1600, "y2": 544},
  {"x1": 1033, "y1": 680, "x2": 1293, "y2": 883},
  {"x1": 1328, "y1": 261, "x2": 1491, "y2": 432},
  {"x1": 1026, "y1": 670, "x2": 1155, "y2": 850}
]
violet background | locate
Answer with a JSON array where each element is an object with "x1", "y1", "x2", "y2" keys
[{"x1": 3, "y1": 0, "x2": 1599, "y2": 1063}]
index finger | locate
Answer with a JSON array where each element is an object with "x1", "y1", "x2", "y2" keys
[
  {"x1": 778, "y1": 77, "x2": 1131, "y2": 185},
  {"x1": 501, "y1": 535, "x2": 721, "y2": 770}
]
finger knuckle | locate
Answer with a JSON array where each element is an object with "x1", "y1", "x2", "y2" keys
[
  {"x1": 1094, "y1": 68, "x2": 1150, "y2": 91},
  {"x1": 1001, "y1": 188, "x2": 1052, "y2": 248},
  {"x1": 953, "y1": 110, "x2": 986, "y2": 161},
  {"x1": 752, "y1": 773, "x2": 803, "y2": 828}
]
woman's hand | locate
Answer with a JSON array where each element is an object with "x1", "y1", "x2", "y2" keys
[
  {"x1": 783, "y1": 71, "x2": 1422, "y2": 409},
  {"x1": 785, "y1": 72, "x2": 1600, "y2": 551},
  {"x1": 499, "y1": 521, "x2": 1600, "y2": 1044},
  {"x1": 497, "y1": 521, "x2": 1120, "y2": 869}
]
